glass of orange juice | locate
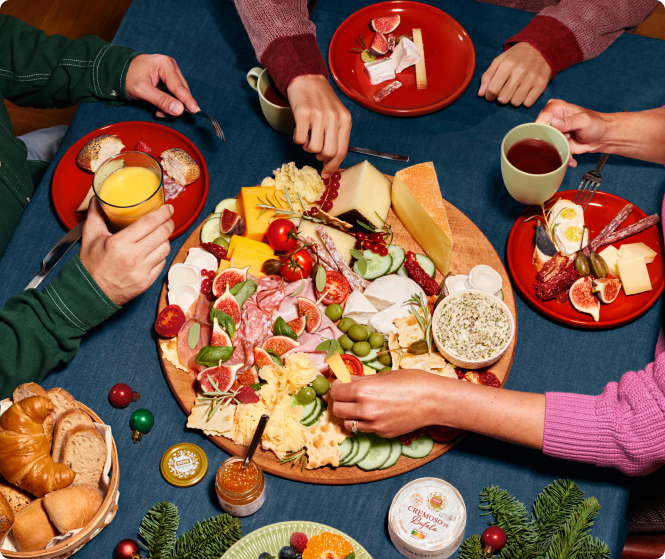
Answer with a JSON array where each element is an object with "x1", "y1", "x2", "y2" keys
[{"x1": 93, "y1": 151, "x2": 164, "y2": 231}]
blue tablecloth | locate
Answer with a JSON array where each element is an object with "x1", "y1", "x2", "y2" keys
[{"x1": 1, "y1": 0, "x2": 664, "y2": 556}]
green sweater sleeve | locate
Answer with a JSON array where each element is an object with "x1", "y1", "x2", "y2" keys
[
  {"x1": 0, "y1": 256, "x2": 120, "y2": 399},
  {"x1": 0, "y1": 15, "x2": 140, "y2": 109}
]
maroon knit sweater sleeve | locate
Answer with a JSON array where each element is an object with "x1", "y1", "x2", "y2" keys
[
  {"x1": 504, "y1": 0, "x2": 660, "y2": 78},
  {"x1": 233, "y1": 0, "x2": 329, "y2": 96}
]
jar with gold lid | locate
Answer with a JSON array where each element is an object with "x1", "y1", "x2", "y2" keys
[{"x1": 215, "y1": 456, "x2": 266, "y2": 517}]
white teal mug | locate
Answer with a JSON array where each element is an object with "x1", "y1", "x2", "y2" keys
[{"x1": 246, "y1": 67, "x2": 296, "y2": 135}]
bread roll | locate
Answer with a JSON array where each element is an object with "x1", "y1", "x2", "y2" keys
[
  {"x1": 0, "y1": 477, "x2": 32, "y2": 513},
  {"x1": 161, "y1": 147, "x2": 201, "y2": 186},
  {"x1": 0, "y1": 493, "x2": 14, "y2": 547},
  {"x1": 52, "y1": 409, "x2": 94, "y2": 464},
  {"x1": 13, "y1": 383, "x2": 54, "y2": 448},
  {"x1": 43, "y1": 485, "x2": 102, "y2": 534},
  {"x1": 76, "y1": 134, "x2": 124, "y2": 172},
  {"x1": 45, "y1": 388, "x2": 79, "y2": 421},
  {"x1": 61, "y1": 426, "x2": 107, "y2": 487},
  {"x1": 12, "y1": 499, "x2": 58, "y2": 552}
]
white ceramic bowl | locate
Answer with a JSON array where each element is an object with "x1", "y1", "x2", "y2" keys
[{"x1": 432, "y1": 290, "x2": 514, "y2": 370}]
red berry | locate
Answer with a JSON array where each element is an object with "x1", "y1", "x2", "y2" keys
[
  {"x1": 482, "y1": 526, "x2": 507, "y2": 552},
  {"x1": 290, "y1": 532, "x2": 308, "y2": 553},
  {"x1": 207, "y1": 270, "x2": 216, "y2": 279},
  {"x1": 372, "y1": 243, "x2": 383, "y2": 253},
  {"x1": 310, "y1": 206, "x2": 319, "y2": 215},
  {"x1": 362, "y1": 240, "x2": 373, "y2": 250},
  {"x1": 356, "y1": 232, "x2": 366, "y2": 242},
  {"x1": 322, "y1": 201, "x2": 333, "y2": 212},
  {"x1": 331, "y1": 171, "x2": 341, "y2": 181},
  {"x1": 134, "y1": 141, "x2": 151, "y2": 155},
  {"x1": 329, "y1": 181, "x2": 340, "y2": 191},
  {"x1": 201, "y1": 269, "x2": 208, "y2": 276},
  {"x1": 373, "y1": 233, "x2": 383, "y2": 243},
  {"x1": 379, "y1": 246, "x2": 389, "y2": 257},
  {"x1": 328, "y1": 190, "x2": 339, "y2": 200},
  {"x1": 206, "y1": 291, "x2": 216, "y2": 302}
]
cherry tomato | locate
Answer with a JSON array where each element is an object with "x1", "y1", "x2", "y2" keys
[
  {"x1": 266, "y1": 218, "x2": 298, "y2": 252},
  {"x1": 154, "y1": 305, "x2": 186, "y2": 337},
  {"x1": 340, "y1": 354, "x2": 364, "y2": 376},
  {"x1": 316, "y1": 270, "x2": 350, "y2": 305},
  {"x1": 279, "y1": 249, "x2": 313, "y2": 282},
  {"x1": 427, "y1": 425, "x2": 461, "y2": 443}
]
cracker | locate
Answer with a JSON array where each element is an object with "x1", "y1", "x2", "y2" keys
[
  {"x1": 160, "y1": 339, "x2": 187, "y2": 373},
  {"x1": 186, "y1": 398, "x2": 235, "y2": 437},
  {"x1": 303, "y1": 422, "x2": 348, "y2": 469},
  {"x1": 388, "y1": 332, "x2": 403, "y2": 370},
  {"x1": 400, "y1": 352, "x2": 449, "y2": 373},
  {"x1": 395, "y1": 312, "x2": 424, "y2": 348}
]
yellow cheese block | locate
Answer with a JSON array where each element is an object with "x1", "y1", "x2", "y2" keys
[
  {"x1": 391, "y1": 162, "x2": 453, "y2": 275},
  {"x1": 217, "y1": 259, "x2": 230, "y2": 274},
  {"x1": 237, "y1": 186, "x2": 285, "y2": 241},
  {"x1": 230, "y1": 245, "x2": 269, "y2": 278},
  {"x1": 227, "y1": 235, "x2": 274, "y2": 260},
  {"x1": 362, "y1": 365, "x2": 377, "y2": 376},
  {"x1": 327, "y1": 353, "x2": 351, "y2": 383},
  {"x1": 620, "y1": 242, "x2": 657, "y2": 264},
  {"x1": 412, "y1": 28, "x2": 427, "y2": 90},
  {"x1": 617, "y1": 253, "x2": 652, "y2": 295},
  {"x1": 598, "y1": 245, "x2": 620, "y2": 278},
  {"x1": 298, "y1": 219, "x2": 357, "y2": 265}
]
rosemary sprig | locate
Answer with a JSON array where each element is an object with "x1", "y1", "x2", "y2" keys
[
  {"x1": 197, "y1": 375, "x2": 241, "y2": 420},
  {"x1": 407, "y1": 293, "x2": 433, "y2": 353},
  {"x1": 279, "y1": 449, "x2": 307, "y2": 472},
  {"x1": 256, "y1": 187, "x2": 325, "y2": 224}
]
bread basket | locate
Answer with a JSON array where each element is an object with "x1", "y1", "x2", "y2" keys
[{"x1": 1, "y1": 401, "x2": 119, "y2": 559}]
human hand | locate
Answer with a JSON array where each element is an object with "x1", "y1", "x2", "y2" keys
[
  {"x1": 125, "y1": 54, "x2": 199, "y2": 118},
  {"x1": 287, "y1": 74, "x2": 352, "y2": 179},
  {"x1": 478, "y1": 42, "x2": 551, "y2": 108},
  {"x1": 535, "y1": 99, "x2": 609, "y2": 167},
  {"x1": 330, "y1": 369, "x2": 447, "y2": 437},
  {"x1": 79, "y1": 198, "x2": 174, "y2": 306}
]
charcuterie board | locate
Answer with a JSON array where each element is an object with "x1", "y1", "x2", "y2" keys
[{"x1": 157, "y1": 175, "x2": 517, "y2": 484}]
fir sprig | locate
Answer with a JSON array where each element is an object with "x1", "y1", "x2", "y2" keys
[{"x1": 139, "y1": 501, "x2": 179, "y2": 559}]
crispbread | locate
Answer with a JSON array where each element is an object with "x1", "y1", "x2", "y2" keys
[
  {"x1": 394, "y1": 312, "x2": 424, "y2": 348},
  {"x1": 61, "y1": 426, "x2": 107, "y2": 488},
  {"x1": 52, "y1": 408, "x2": 95, "y2": 464},
  {"x1": 303, "y1": 422, "x2": 347, "y2": 469},
  {"x1": 388, "y1": 332, "x2": 403, "y2": 370}
]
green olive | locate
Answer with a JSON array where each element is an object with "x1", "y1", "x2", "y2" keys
[
  {"x1": 378, "y1": 353, "x2": 392, "y2": 366},
  {"x1": 352, "y1": 341, "x2": 371, "y2": 357},
  {"x1": 338, "y1": 317, "x2": 357, "y2": 333},
  {"x1": 348, "y1": 324, "x2": 369, "y2": 342},
  {"x1": 312, "y1": 375, "x2": 330, "y2": 396},
  {"x1": 339, "y1": 334, "x2": 354, "y2": 351},
  {"x1": 296, "y1": 386, "x2": 316, "y2": 405},
  {"x1": 379, "y1": 367, "x2": 392, "y2": 373},
  {"x1": 368, "y1": 332, "x2": 385, "y2": 349},
  {"x1": 325, "y1": 304, "x2": 343, "y2": 322},
  {"x1": 212, "y1": 236, "x2": 229, "y2": 249}
]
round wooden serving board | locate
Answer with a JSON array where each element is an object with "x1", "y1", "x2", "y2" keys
[{"x1": 157, "y1": 183, "x2": 517, "y2": 484}]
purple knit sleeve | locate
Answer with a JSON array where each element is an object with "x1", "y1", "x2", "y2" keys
[{"x1": 544, "y1": 351, "x2": 665, "y2": 476}]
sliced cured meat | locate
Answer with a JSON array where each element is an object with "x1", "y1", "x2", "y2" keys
[
  {"x1": 316, "y1": 227, "x2": 369, "y2": 291},
  {"x1": 584, "y1": 203, "x2": 632, "y2": 256},
  {"x1": 187, "y1": 292, "x2": 212, "y2": 322},
  {"x1": 596, "y1": 214, "x2": 660, "y2": 249},
  {"x1": 164, "y1": 174, "x2": 186, "y2": 201},
  {"x1": 302, "y1": 236, "x2": 338, "y2": 271},
  {"x1": 533, "y1": 265, "x2": 581, "y2": 301},
  {"x1": 177, "y1": 319, "x2": 211, "y2": 374},
  {"x1": 536, "y1": 252, "x2": 568, "y2": 283},
  {"x1": 373, "y1": 80, "x2": 402, "y2": 103}
]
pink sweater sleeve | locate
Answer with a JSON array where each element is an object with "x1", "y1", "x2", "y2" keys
[
  {"x1": 544, "y1": 332, "x2": 665, "y2": 476},
  {"x1": 233, "y1": 0, "x2": 329, "y2": 95},
  {"x1": 505, "y1": 0, "x2": 659, "y2": 78}
]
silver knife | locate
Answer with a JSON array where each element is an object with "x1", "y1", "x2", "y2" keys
[
  {"x1": 24, "y1": 221, "x2": 85, "y2": 291},
  {"x1": 348, "y1": 146, "x2": 409, "y2": 162}
]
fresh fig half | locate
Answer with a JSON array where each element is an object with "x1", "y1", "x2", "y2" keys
[
  {"x1": 236, "y1": 366, "x2": 260, "y2": 386},
  {"x1": 371, "y1": 15, "x2": 400, "y2": 33},
  {"x1": 197, "y1": 362, "x2": 242, "y2": 393},
  {"x1": 369, "y1": 31, "x2": 389, "y2": 56},
  {"x1": 220, "y1": 208, "x2": 246, "y2": 236},
  {"x1": 213, "y1": 284, "x2": 242, "y2": 325},
  {"x1": 212, "y1": 265, "x2": 249, "y2": 297},
  {"x1": 253, "y1": 347, "x2": 274, "y2": 369},
  {"x1": 211, "y1": 317, "x2": 232, "y2": 346},
  {"x1": 262, "y1": 335, "x2": 300, "y2": 356},
  {"x1": 569, "y1": 277, "x2": 600, "y2": 321},
  {"x1": 286, "y1": 316, "x2": 307, "y2": 337},
  {"x1": 297, "y1": 297, "x2": 322, "y2": 333},
  {"x1": 593, "y1": 278, "x2": 622, "y2": 304}
]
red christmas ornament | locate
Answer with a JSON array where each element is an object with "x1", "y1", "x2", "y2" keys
[
  {"x1": 481, "y1": 526, "x2": 507, "y2": 557},
  {"x1": 108, "y1": 383, "x2": 140, "y2": 409},
  {"x1": 114, "y1": 538, "x2": 141, "y2": 559}
]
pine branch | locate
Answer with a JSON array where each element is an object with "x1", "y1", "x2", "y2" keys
[
  {"x1": 533, "y1": 479, "x2": 585, "y2": 552},
  {"x1": 577, "y1": 536, "x2": 610, "y2": 559},
  {"x1": 543, "y1": 497, "x2": 601, "y2": 559},
  {"x1": 458, "y1": 534, "x2": 487, "y2": 559},
  {"x1": 171, "y1": 513, "x2": 242, "y2": 559},
  {"x1": 138, "y1": 501, "x2": 179, "y2": 559}
]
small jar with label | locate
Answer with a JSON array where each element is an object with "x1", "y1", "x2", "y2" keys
[{"x1": 215, "y1": 457, "x2": 266, "y2": 517}]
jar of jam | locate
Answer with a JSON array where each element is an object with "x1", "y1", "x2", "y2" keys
[{"x1": 215, "y1": 457, "x2": 266, "y2": 517}]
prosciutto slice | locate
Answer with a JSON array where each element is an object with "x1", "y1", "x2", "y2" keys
[
  {"x1": 186, "y1": 293, "x2": 211, "y2": 322},
  {"x1": 177, "y1": 318, "x2": 212, "y2": 382}
]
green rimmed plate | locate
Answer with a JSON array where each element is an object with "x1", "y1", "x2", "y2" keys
[{"x1": 222, "y1": 521, "x2": 373, "y2": 558}]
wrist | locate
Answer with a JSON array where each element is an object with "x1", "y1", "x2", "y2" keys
[{"x1": 287, "y1": 74, "x2": 328, "y2": 92}]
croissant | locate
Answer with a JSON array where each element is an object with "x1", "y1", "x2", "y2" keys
[{"x1": 0, "y1": 397, "x2": 75, "y2": 497}]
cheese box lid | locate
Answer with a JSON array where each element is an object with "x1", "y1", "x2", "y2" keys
[{"x1": 161, "y1": 443, "x2": 208, "y2": 487}]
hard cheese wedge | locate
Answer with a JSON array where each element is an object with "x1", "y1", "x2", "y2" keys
[
  {"x1": 412, "y1": 28, "x2": 427, "y2": 90},
  {"x1": 391, "y1": 162, "x2": 453, "y2": 275},
  {"x1": 599, "y1": 245, "x2": 620, "y2": 278},
  {"x1": 327, "y1": 353, "x2": 351, "y2": 383},
  {"x1": 227, "y1": 235, "x2": 274, "y2": 260},
  {"x1": 230, "y1": 245, "x2": 270, "y2": 278},
  {"x1": 617, "y1": 253, "x2": 652, "y2": 295},
  {"x1": 619, "y1": 242, "x2": 657, "y2": 264},
  {"x1": 237, "y1": 186, "x2": 284, "y2": 241},
  {"x1": 298, "y1": 220, "x2": 356, "y2": 265}
]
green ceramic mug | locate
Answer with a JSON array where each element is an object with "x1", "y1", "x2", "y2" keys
[
  {"x1": 500, "y1": 123, "x2": 571, "y2": 205},
  {"x1": 246, "y1": 67, "x2": 296, "y2": 135}
]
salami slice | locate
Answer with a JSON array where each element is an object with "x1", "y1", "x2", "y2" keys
[
  {"x1": 164, "y1": 174, "x2": 185, "y2": 201},
  {"x1": 316, "y1": 227, "x2": 369, "y2": 291},
  {"x1": 583, "y1": 203, "x2": 633, "y2": 256},
  {"x1": 596, "y1": 214, "x2": 660, "y2": 249},
  {"x1": 373, "y1": 80, "x2": 402, "y2": 103},
  {"x1": 303, "y1": 236, "x2": 339, "y2": 271}
]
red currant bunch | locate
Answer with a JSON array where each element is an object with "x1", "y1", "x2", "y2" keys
[{"x1": 200, "y1": 269, "x2": 216, "y2": 301}]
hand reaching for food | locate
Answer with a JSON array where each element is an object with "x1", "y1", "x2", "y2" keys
[
  {"x1": 79, "y1": 198, "x2": 174, "y2": 306},
  {"x1": 125, "y1": 53, "x2": 199, "y2": 118},
  {"x1": 287, "y1": 75, "x2": 353, "y2": 179},
  {"x1": 478, "y1": 42, "x2": 551, "y2": 108}
]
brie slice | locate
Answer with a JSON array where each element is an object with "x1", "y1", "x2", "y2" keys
[
  {"x1": 343, "y1": 291, "x2": 378, "y2": 325},
  {"x1": 364, "y1": 58, "x2": 396, "y2": 85},
  {"x1": 390, "y1": 38, "x2": 421, "y2": 73},
  {"x1": 368, "y1": 303, "x2": 412, "y2": 336},
  {"x1": 363, "y1": 275, "x2": 425, "y2": 311}
]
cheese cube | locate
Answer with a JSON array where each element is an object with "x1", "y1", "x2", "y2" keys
[
  {"x1": 237, "y1": 186, "x2": 283, "y2": 241},
  {"x1": 364, "y1": 58, "x2": 396, "y2": 85},
  {"x1": 217, "y1": 259, "x2": 230, "y2": 274},
  {"x1": 297, "y1": 220, "x2": 356, "y2": 265},
  {"x1": 391, "y1": 162, "x2": 453, "y2": 275},
  {"x1": 617, "y1": 246, "x2": 635, "y2": 259},
  {"x1": 331, "y1": 160, "x2": 392, "y2": 230},
  {"x1": 620, "y1": 242, "x2": 657, "y2": 264},
  {"x1": 412, "y1": 29, "x2": 427, "y2": 89},
  {"x1": 616, "y1": 254, "x2": 652, "y2": 295},
  {"x1": 230, "y1": 247, "x2": 267, "y2": 278},
  {"x1": 227, "y1": 235, "x2": 274, "y2": 260},
  {"x1": 327, "y1": 353, "x2": 351, "y2": 383},
  {"x1": 598, "y1": 245, "x2": 620, "y2": 278}
]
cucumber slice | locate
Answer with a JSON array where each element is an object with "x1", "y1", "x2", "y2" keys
[
  {"x1": 416, "y1": 254, "x2": 436, "y2": 278},
  {"x1": 364, "y1": 359, "x2": 384, "y2": 371},
  {"x1": 354, "y1": 348, "x2": 378, "y2": 363},
  {"x1": 340, "y1": 436, "x2": 359, "y2": 465},
  {"x1": 401, "y1": 434, "x2": 434, "y2": 459},
  {"x1": 301, "y1": 398, "x2": 323, "y2": 427},
  {"x1": 396, "y1": 264, "x2": 408, "y2": 277},
  {"x1": 201, "y1": 215, "x2": 222, "y2": 243},
  {"x1": 353, "y1": 250, "x2": 393, "y2": 280},
  {"x1": 214, "y1": 198, "x2": 238, "y2": 214},
  {"x1": 357, "y1": 433, "x2": 392, "y2": 471},
  {"x1": 345, "y1": 432, "x2": 371, "y2": 466},
  {"x1": 379, "y1": 438, "x2": 402, "y2": 469},
  {"x1": 338, "y1": 438, "x2": 354, "y2": 464},
  {"x1": 496, "y1": 289, "x2": 504, "y2": 301},
  {"x1": 300, "y1": 398, "x2": 319, "y2": 422},
  {"x1": 387, "y1": 245, "x2": 406, "y2": 274},
  {"x1": 289, "y1": 395, "x2": 299, "y2": 406}
]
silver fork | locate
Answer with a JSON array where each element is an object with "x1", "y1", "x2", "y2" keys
[
  {"x1": 193, "y1": 110, "x2": 225, "y2": 141},
  {"x1": 574, "y1": 153, "x2": 609, "y2": 210}
]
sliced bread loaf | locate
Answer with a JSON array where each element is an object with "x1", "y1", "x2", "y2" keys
[
  {"x1": 52, "y1": 409, "x2": 94, "y2": 463},
  {"x1": 43, "y1": 485, "x2": 102, "y2": 534},
  {"x1": 0, "y1": 493, "x2": 14, "y2": 547},
  {"x1": 45, "y1": 388, "x2": 79, "y2": 421},
  {"x1": 61, "y1": 426, "x2": 107, "y2": 488},
  {"x1": 0, "y1": 477, "x2": 32, "y2": 513}
]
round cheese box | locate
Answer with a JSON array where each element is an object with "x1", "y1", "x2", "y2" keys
[{"x1": 388, "y1": 477, "x2": 466, "y2": 559}]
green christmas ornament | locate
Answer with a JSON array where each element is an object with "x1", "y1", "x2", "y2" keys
[{"x1": 130, "y1": 409, "x2": 154, "y2": 443}]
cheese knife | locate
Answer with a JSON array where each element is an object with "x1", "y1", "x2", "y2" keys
[
  {"x1": 24, "y1": 221, "x2": 85, "y2": 291},
  {"x1": 348, "y1": 146, "x2": 409, "y2": 162}
]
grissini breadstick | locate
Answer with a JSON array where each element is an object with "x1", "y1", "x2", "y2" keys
[{"x1": 316, "y1": 227, "x2": 369, "y2": 291}]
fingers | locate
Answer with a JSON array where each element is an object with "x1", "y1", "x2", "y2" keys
[
  {"x1": 523, "y1": 81, "x2": 546, "y2": 109},
  {"x1": 550, "y1": 113, "x2": 590, "y2": 135},
  {"x1": 145, "y1": 239, "x2": 171, "y2": 269},
  {"x1": 160, "y1": 60, "x2": 199, "y2": 114},
  {"x1": 483, "y1": 61, "x2": 512, "y2": 103},
  {"x1": 82, "y1": 197, "x2": 110, "y2": 240},
  {"x1": 478, "y1": 53, "x2": 504, "y2": 97},
  {"x1": 330, "y1": 379, "x2": 358, "y2": 403},
  {"x1": 138, "y1": 218, "x2": 175, "y2": 258},
  {"x1": 121, "y1": 204, "x2": 175, "y2": 244},
  {"x1": 321, "y1": 111, "x2": 351, "y2": 178}
]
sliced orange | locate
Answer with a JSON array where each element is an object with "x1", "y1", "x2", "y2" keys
[{"x1": 302, "y1": 532, "x2": 354, "y2": 559}]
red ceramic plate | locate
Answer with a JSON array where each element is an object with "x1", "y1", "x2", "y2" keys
[
  {"x1": 52, "y1": 121, "x2": 209, "y2": 240},
  {"x1": 506, "y1": 191, "x2": 664, "y2": 329},
  {"x1": 328, "y1": 1, "x2": 476, "y2": 116}
]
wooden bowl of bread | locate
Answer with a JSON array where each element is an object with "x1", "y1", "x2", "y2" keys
[{"x1": 0, "y1": 383, "x2": 119, "y2": 558}]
